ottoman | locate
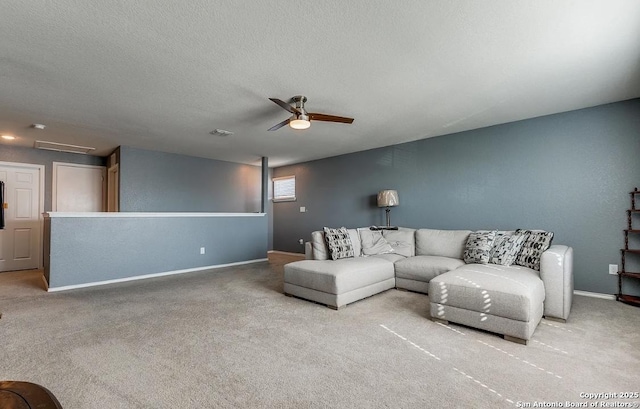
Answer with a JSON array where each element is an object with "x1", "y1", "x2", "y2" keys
[
  {"x1": 284, "y1": 257, "x2": 396, "y2": 309},
  {"x1": 428, "y1": 264, "x2": 545, "y2": 344},
  {"x1": 0, "y1": 381, "x2": 63, "y2": 409}
]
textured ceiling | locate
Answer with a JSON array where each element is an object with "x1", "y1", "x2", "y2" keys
[{"x1": 1, "y1": 1, "x2": 639, "y2": 167}]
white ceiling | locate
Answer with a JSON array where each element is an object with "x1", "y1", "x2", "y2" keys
[{"x1": 1, "y1": 1, "x2": 639, "y2": 167}]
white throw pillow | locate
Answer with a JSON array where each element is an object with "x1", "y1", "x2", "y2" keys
[
  {"x1": 359, "y1": 228, "x2": 394, "y2": 256},
  {"x1": 347, "y1": 228, "x2": 362, "y2": 257},
  {"x1": 382, "y1": 228, "x2": 415, "y2": 257}
]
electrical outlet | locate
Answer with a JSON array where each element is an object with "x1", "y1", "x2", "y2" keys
[
  {"x1": 298, "y1": 239, "x2": 304, "y2": 245},
  {"x1": 609, "y1": 264, "x2": 618, "y2": 275},
  {"x1": 300, "y1": 206, "x2": 306, "y2": 213},
  {"x1": 200, "y1": 247, "x2": 206, "y2": 255}
]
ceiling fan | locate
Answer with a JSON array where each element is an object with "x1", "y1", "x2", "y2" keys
[{"x1": 268, "y1": 95, "x2": 354, "y2": 131}]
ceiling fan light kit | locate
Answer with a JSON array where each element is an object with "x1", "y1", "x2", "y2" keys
[
  {"x1": 289, "y1": 116, "x2": 310, "y2": 130},
  {"x1": 268, "y1": 95, "x2": 354, "y2": 131}
]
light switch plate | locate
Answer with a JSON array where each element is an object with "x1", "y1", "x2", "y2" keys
[
  {"x1": 300, "y1": 206, "x2": 306, "y2": 213},
  {"x1": 609, "y1": 264, "x2": 618, "y2": 275}
]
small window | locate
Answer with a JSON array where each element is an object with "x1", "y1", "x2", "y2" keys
[{"x1": 273, "y1": 176, "x2": 296, "y2": 202}]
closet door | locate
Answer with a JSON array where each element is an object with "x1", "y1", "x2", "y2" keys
[
  {"x1": 53, "y1": 162, "x2": 106, "y2": 212},
  {"x1": 0, "y1": 163, "x2": 42, "y2": 272}
]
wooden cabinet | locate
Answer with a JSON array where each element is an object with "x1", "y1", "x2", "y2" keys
[{"x1": 618, "y1": 188, "x2": 640, "y2": 307}]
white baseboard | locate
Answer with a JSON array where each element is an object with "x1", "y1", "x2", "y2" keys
[
  {"x1": 268, "y1": 250, "x2": 305, "y2": 257},
  {"x1": 47, "y1": 258, "x2": 268, "y2": 292},
  {"x1": 573, "y1": 290, "x2": 616, "y2": 300}
]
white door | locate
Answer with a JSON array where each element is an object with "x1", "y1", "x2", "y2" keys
[
  {"x1": 53, "y1": 163, "x2": 106, "y2": 212},
  {"x1": 0, "y1": 163, "x2": 42, "y2": 272}
]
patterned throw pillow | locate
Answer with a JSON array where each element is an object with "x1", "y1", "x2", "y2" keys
[
  {"x1": 515, "y1": 229, "x2": 554, "y2": 270},
  {"x1": 489, "y1": 233, "x2": 527, "y2": 266},
  {"x1": 464, "y1": 231, "x2": 497, "y2": 264},
  {"x1": 323, "y1": 227, "x2": 355, "y2": 260}
]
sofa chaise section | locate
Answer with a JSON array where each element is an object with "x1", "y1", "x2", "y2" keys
[{"x1": 284, "y1": 256, "x2": 396, "y2": 309}]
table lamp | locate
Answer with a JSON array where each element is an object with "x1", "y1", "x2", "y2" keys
[{"x1": 377, "y1": 190, "x2": 399, "y2": 227}]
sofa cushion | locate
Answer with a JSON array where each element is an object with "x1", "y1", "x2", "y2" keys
[
  {"x1": 463, "y1": 231, "x2": 497, "y2": 264},
  {"x1": 323, "y1": 227, "x2": 355, "y2": 260},
  {"x1": 284, "y1": 258, "x2": 395, "y2": 295},
  {"x1": 489, "y1": 233, "x2": 527, "y2": 266},
  {"x1": 515, "y1": 229, "x2": 554, "y2": 270},
  {"x1": 477, "y1": 230, "x2": 515, "y2": 236},
  {"x1": 429, "y1": 264, "x2": 544, "y2": 322},
  {"x1": 416, "y1": 229, "x2": 471, "y2": 258},
  {"x1": 311, "y1": 231, "x2": 329, "y2": 260},
  {"x1": 370, "y1": 253, "x2": 407, "y2": 263},
  {"x1": 383, "y1": 228, "x2": 416, "y2": 257},
  {"x1": 394, "y1": 255, "x2": 465, "y2": 283},
  {"x1": 359, "y1": 229, "x2": 394, "y2": 255}
]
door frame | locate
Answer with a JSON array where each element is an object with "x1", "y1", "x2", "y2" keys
[
  {"x1": 52, "y1": 162, "x2": 106, "y2": 212},
  {"x1": 0, "y1": 160, "x2": 45, "y2": 269},
  {"x1": 107, "y1": 164, "x2": 119, "y2": 212}
]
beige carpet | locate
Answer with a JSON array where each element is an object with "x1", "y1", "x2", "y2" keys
[{"x1": 1, "y1": 256, "x2": 639, "y2": 408}]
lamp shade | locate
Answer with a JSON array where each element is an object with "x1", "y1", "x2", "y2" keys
[{"x1": 377, "y1": 190, "x2": 399, "y2": 207}]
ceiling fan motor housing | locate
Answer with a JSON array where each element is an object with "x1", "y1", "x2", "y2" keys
[
  {"x1": 293, "y1": 95, "x2": 307, "y2": 106},
  {"x1": 292, "y1": 96, "x2": 308, "y2": 115}
]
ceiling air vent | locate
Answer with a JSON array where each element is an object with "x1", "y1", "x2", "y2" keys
[
  {"x1": 210, "y1": 129, "x2": 234, "y2": 137},
  {"x1": 34, "y1": 140, "x2": 95, "y2": 154}
]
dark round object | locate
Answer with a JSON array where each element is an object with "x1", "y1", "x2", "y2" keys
[{"x1": 0, "y1": 381, "x2": 62, "y2": 409}]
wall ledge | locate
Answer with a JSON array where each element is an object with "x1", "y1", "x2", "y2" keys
[{"x1": 45, "y1": 212, "x2": 265, "y2": 218}]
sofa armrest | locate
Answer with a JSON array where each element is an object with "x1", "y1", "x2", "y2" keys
[
  {"x1": 305, "y1": 242, "x2": 314, "y2": 260},
  {"x1": 540, "y1": 245, "x2": 574, "y2": 321}
]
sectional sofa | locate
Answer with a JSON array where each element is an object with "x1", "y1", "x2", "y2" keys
[{"x1": 283, "y1": 227, "x2": 573, "y2": 344}]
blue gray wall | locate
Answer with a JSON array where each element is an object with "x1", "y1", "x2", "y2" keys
[
  {"x1": 45, "y1": 214, "x2": 268, "y2": 288},
  {"x1": 118, "y1": 146, "x2": 262, "y2": 213},
  {"x1": 272, "y1": 99, "x2": 640, "y2": 295},
  {"x1": 0, "y1": 145, "x2": 106, "y2": 211}
]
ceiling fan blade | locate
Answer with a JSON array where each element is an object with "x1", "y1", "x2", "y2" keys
[
  {"x1": 269, "y1": 98, "x2": 301, "y2": 115},
  {"x1": 308, "y1": 113, "x2": 354, "y2": 124},
  {"x1": 267, "y1": 118, "x2": 290, "y2": 131}
]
